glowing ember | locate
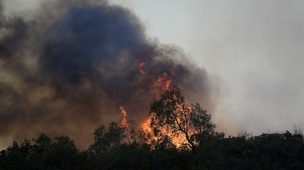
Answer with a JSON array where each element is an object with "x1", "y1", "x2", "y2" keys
[
  {"x1": 120, "y1": 105, "x2": 128, "y2": 128},
  {"x1": 157, "y1": 72, "x2": 172, "y2": 91},
  {"x1": 138, "y1": 62, "x2": 145, "y2": 75},
  {"x1": 149, "y1": 72, "x2": 173, "y2": 99}
]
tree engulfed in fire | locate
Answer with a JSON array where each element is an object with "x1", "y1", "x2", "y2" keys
[
  {"x1": 142, "y1": 86, "x2": 196, "y2": 149},
  {"x1": 140, "y1": 112, "x2": 191, "y2": 148},
  {"x1": 117, "y1": 61, "x2": 194, "y2": 148}
]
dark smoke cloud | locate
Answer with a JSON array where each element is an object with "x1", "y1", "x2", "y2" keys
[{"x1": 0, "y1": 0, "x2": 215, "y2": 148}]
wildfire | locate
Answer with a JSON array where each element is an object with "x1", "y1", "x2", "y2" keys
[
  {"x1": 157, "y1": 72, "x2": 172, "y2": 91},
  {"x1": 118, "y1": 63, "x2": 187, "y2": 148},
  {"x1": 149, "y1": 72, "x2": 172, "y2": 99},
  {"x1": 120, "y1": 105, "x2": 128, "y2": 128},
  {"x1": 140, "y1": 114, "x2": 189, "y2": 147},
  {"x1": 140, "y1": 114, "x2": 158, "y2": 143}
]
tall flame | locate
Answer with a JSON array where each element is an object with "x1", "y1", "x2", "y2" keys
[{"x1": 120, "y1": 106, "x2": 128, "y2": 128}]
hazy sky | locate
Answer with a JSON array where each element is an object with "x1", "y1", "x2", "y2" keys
[{"x1": 3, "y1": 0, "x2": 304, "y2": 134}]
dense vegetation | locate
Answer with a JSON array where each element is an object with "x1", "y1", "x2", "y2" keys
[{"x1": 1, "y1": 88, "x2": 304, "y2": 170}]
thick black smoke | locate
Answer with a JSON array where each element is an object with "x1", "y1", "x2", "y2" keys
[{"x1": 0, "y1": 0, "x2": 215, "y2": 148}]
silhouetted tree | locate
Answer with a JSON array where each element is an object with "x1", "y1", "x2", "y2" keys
[
  {"x1": 44, "y1": 136, "x2": 79, "y2": 170},
  {"x1": 89, "y1": 122, "x2": 125, "y2": 156}
]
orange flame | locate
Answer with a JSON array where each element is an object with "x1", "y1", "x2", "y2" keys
[
  {"x1": 120, "y1": 105, "x2": 128, "y2": 128},
  {"x1": 140, "y1": 114, "x2": 158, "y2": 144},
  {"x1": 134, "y1": 62, "x2": 189, "y2": 147},
  {"x1": 149, "y1": 72, "x2": 172, "y2": 99},
  {"x1": 140, "y1": 114, "x2": 189, "y2": 148},
  {"x1": 140, "y1": 72, "x2": 193, "y2": 148}
]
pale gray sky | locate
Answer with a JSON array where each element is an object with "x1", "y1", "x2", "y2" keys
[{"x1": 4, "y1": 0, "x2": 304, "y2": 134}]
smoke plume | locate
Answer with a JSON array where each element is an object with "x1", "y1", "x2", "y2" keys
[{"x1": 0, "y1": 0, "x2": 215, "y2": 148}]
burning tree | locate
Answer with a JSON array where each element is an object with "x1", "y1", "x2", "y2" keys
[{"x1": 146, "y1": 86, "x2": 216, "y2": 151}]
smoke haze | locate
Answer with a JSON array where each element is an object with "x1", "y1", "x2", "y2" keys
[{"x1": 0, "y1": 0, "x2": 215, "y2": 148}]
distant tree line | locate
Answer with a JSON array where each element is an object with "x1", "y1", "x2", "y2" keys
[{"x1": 1, "y1": 87, "x2": 304, "y2": 170}]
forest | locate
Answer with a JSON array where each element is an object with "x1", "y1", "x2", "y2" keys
[{"x1": 1, "y1": 87, "x2": 304, "y2": 170}]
